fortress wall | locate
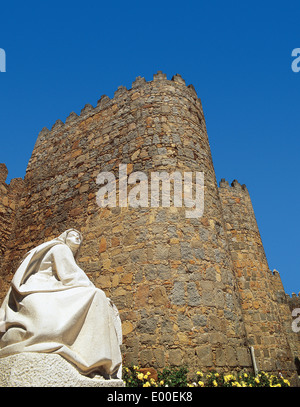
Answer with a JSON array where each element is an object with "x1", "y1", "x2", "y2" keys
[
  {"x1": 0, "y1": 73, "x2": 251, "y2": 373},
  {"x1": 218, "y1": 179, "x2": 297, "y2": 381},
  {"x1": 0, "y1": 73, "x2": 298, "y2": 382},
  {"x1": 271, "y1": 268, "x2": 300, "y2": 368},
  {"x1": 0, "y1": 164, "x2": 24, "y2": 292},
  {"x1": 270, "y1": 270, "x2": 295, "y2": 356},
  {"x1": 286, "y1": 293, "x2": 300, "y2": 365}
]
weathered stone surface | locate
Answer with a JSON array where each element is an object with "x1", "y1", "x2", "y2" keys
[
  {"x1": 219, "y1": 180, "x2": 300, "y2": 381},
  {"x1": 0, "y1": 353, "x2": 125, "y2": 387},
  {"x1": 0, "y1": 72, "x2": 299, "y2": 384}
]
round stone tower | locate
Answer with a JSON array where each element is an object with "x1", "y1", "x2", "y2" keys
[
  {"x1": 0, "y1": 72, "x2": 297, "y2": 382},
  {"x1": 0, "y1": 72, "x2": 251, "y2": 373}
]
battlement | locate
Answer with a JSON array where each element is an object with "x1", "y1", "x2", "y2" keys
[
  {"x1": 0, "y1": 164, "x2": 25, "y2": 262},
  {"x1": 219, "y1": 178, "x2": 248, "y2": 192},
  {"x1": 286, "y1": 292, "x2": 300, "y2": 301},
  {"x1": 0, "y1": 163, "x2": 8, "y2": 184},
  {"x1": 34, "y1": 71, "x2": 201, "y2": 146},
  {"x1": 0, "y1": 163, "x2": 24, "y2": 192},
  {"x1": 285, "y1": 291, "x2": 300, "y2": 314},
  {"x1": 271, "y1": 268, "x2": 283, "y2": 279}
]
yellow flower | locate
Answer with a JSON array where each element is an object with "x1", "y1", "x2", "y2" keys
[
  {"x1": 215, "y1": 373, "x2": 219, "y2": 378},
  {"x1": 232, "y1": 381, "x2": 241, "y2": 387},
  {"x1": 243, "y1": 373, "x2": 248, "y2": 378},
  {"x1": 254, "y1": 377, "x2": 260, "y2": 384},
  {"x1": 224, "y1": 374, "x2": 235, "y2": 383},
  {"x1": 137, "y1": 373, "x2": 144, "y2": 380},
  {"x1": 143, "y1": 381, "x2": 151, "y2": 387},
  {"x1": 198, "y1": 381, "x2": 204, "y2": 387},
  {"x1": 213, "y1": 380, "x2": 218, "y2": 387},
  {"x1": 197, "y1": 371, "x2": 203, "y2": 377}
]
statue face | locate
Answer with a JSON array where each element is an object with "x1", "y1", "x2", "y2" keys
[{"x1": 65, "y1": 230, "x2": 82, "y2": 250}]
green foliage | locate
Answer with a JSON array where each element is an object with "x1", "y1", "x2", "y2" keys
[
  {"x1": 122, "y1": 365, "x2": 291, "y2": 387},
  {"x1": 158, "y1": 366, "x2": 189, "y2": 387},
  {"x1": 122, "y1": 365, "x2": 147, "y2": 387},
  {"x1": 190, "y1": 370, "x2": 291, "y2": 388}
]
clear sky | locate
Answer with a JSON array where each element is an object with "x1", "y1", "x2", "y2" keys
[{"x1": 0, "y1": 1, "x2": 299, "y2": 295}]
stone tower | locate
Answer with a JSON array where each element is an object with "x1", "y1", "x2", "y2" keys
[{"x1": 0, "y1": 72, "x2": 298, "y2": 384}]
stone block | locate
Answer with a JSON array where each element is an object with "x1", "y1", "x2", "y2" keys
[
  {"x1": 195, "y1": 345, "x2": 213, "y2": 367},
  {"x1": 187, "y1": 282, "x2": 201, "y2": 306},
  {"x1": 171, "y1": 281, "x2": 185, "y2": 305},
  {"x1": 168, "y1": 349, "x2": 182, "y2": 366},
  {"x1": 236, "y1": 347, "x2": 251, "y2": 366},
  {"x1": 0, "y1": 353, "x2": 124, "y2": 387}
]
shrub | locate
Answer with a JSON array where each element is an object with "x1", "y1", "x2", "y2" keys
[
  {"x1": 158, "y1": 366, "x2": 189, "y2": 387},
  {"x1": 122, "y1": 365, "x2": 291, "y2": 387}
]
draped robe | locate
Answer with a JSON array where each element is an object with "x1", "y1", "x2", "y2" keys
[{"x1": 0, "y1": 231, "x2": 122, "y2": 378}]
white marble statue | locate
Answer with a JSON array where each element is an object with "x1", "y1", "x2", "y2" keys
[{"x1": 0, "y1": 229, "x2": 122, "y2": 379}]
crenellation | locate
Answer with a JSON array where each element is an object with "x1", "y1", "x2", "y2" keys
[
  {"x1": 65, "y1": 111, "x2": 79, "y2": 123},
  {"x1": 114, "y1": 85, "x2": 128, "y2": 99},
  {"x1": 38, "y1": 126, "x2": 50, "y2": 138},
  {"x1": 35, "y1": 73, "x2": 204, "y2": 150},
  {"x1": 153, "y1": 70, "x2": 167, "y2": 81},
  {"x1": 97, "y1": 94, "x2": 111, "y2": 108},
  {"x1": 80, "y1": 103, "x2": 94, "y2": 116},
  {"x1": 187, "y1": 83, "x2": 197, "y2": 96},
  {"x1": 219, "y1": 178, "x2": 230, "y2": 188},
  {"x1": 51, "y1": 119, "x2": 64, "y2": 131},
  {"x1": 8, "y1": 178, "x2": 25, "y2": 198},
  {"x1": 219, "y1": 178, "x2": 248, "y2": 193},
  {"x1": 171, "y1": 73, "x2": 186, "y2": 85},
  {"x1": 0, "y1": 163, "x2": 8, "y2": 184},
  {"x1": 231, "y1": 179, "x2": 242, "y2": 190},
  {"x1": 285, "y1": 293, "x2": 291, "y2": 301},
  {"x1": 132, "y1": 76, "x2": 146, "y2": 88}
]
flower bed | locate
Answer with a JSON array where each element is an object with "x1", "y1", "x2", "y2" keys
[{"x1": 122, "y1": 365, "x2": 291, "y2": 387}]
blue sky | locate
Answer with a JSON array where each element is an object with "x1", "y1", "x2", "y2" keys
[{"x1": 0, "y1": 1, "x2": 299, "y2": 295}]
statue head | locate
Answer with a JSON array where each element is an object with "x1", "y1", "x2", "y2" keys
[
  {"x1": 66, "y1": 230, "x2": 82, "y2": 252},
  {"x1": 56, "y1": 229, "x2": 83, "y2": 258}
]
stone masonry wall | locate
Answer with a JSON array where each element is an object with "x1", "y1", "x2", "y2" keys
[
  {"x1": 271, "y1": 268, "x2": 300, "y2": 370},
  {"x1": 0, "y1": 164, "x2": 24, "y2": 288},
  {"x1": 287, "y1": 293, "x2": 300, "y2": 368},
  {"x1": 0, "y1": 72, "x2": 252, "y2": 374},
  {"x1": 218, "y1": 179, "x2": 297, "y2": 382},
  {"x1": 0, "y1": 72, "x2": 298, "y2": 383}
]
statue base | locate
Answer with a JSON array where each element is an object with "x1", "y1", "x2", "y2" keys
[{"x1": 0, "y1": 353, "x2": 125, "y2": 387}]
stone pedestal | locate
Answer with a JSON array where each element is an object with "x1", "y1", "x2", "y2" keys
[{"x1": 0, "y1": 353, "x2": 125, "y2": 387}]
